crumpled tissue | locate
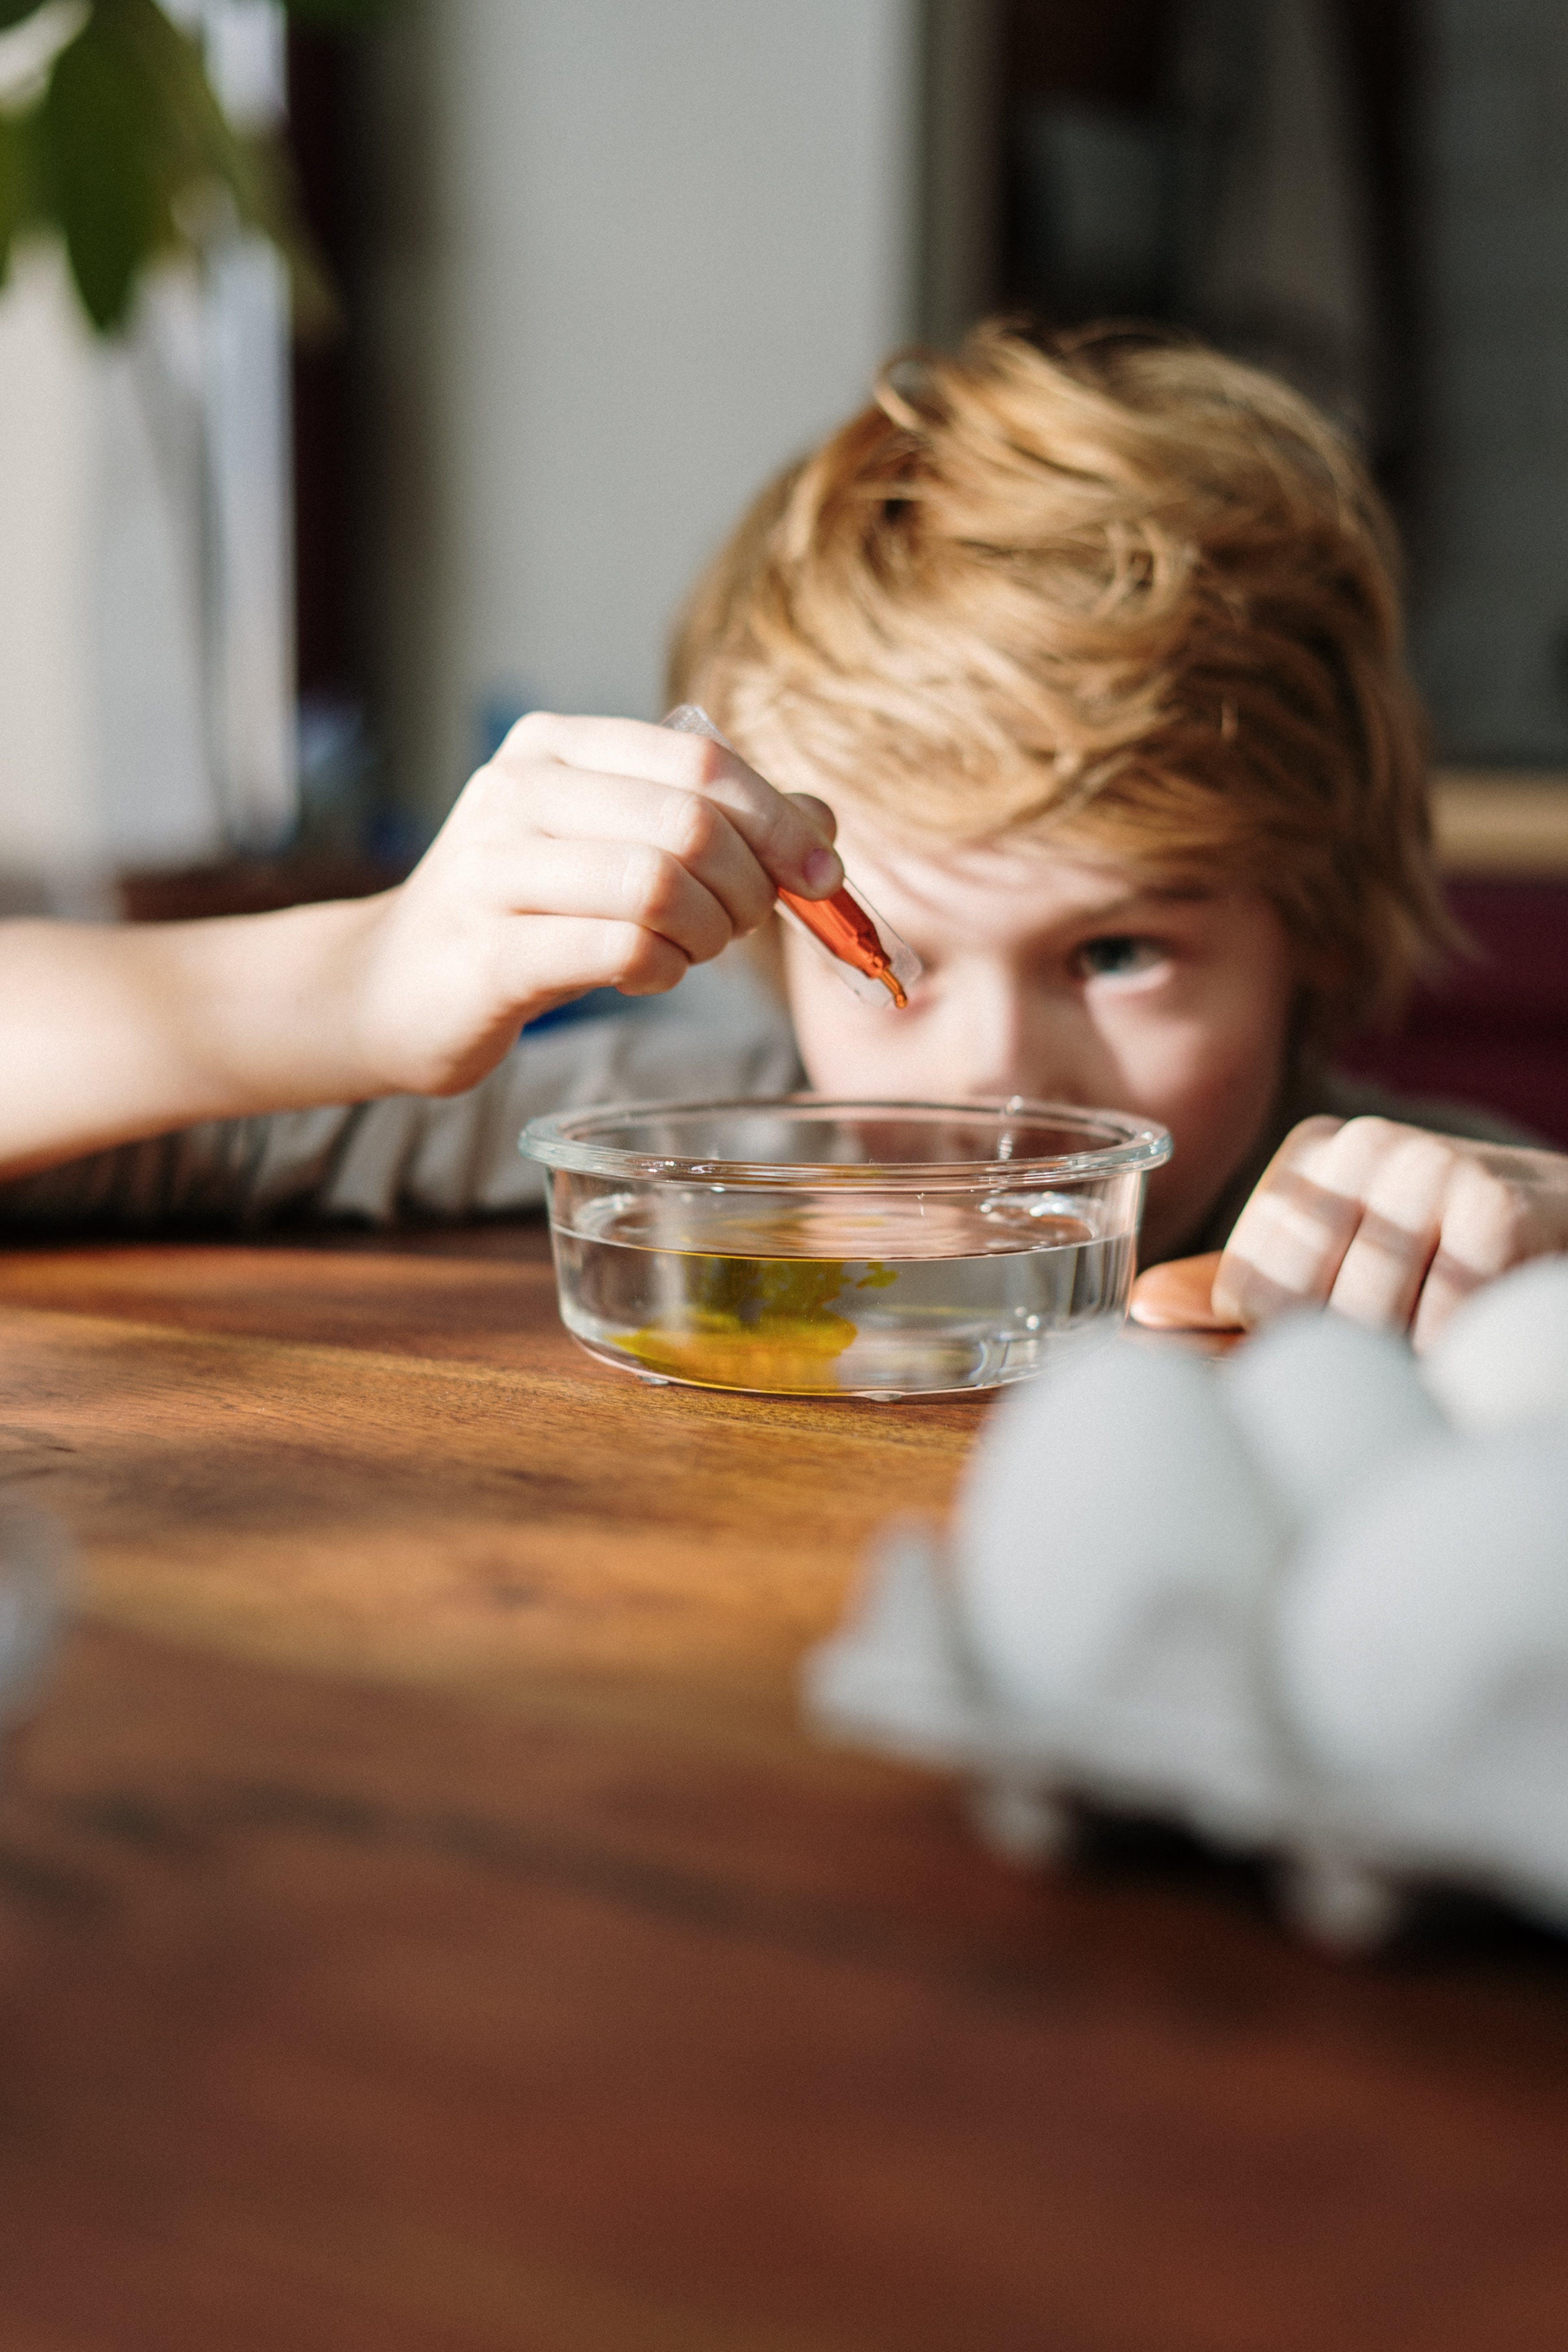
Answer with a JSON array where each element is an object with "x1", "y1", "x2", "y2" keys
[{"x1": 803, "y1": 1257, "x2": 1568, "y2": 1947}]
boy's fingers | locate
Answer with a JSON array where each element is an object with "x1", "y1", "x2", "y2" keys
[
  {"x1": 497, "y1": 713, "x2": 843, "y2": 898},
  {"x1": 1212, "y1": 1115, "x2": 1354, "y2": 1324},
  {"x1": 1128, "y1": 1252, "x2": 1237, "y2": 1331},
  {"x1": 786, "y1": 791, "x2": 838, "y2": 845},
  {"x1": 1324, "y1": 1130, "x2": 1456, "y2": 1331},
  {"x1": 517, "y1": 785, "x2": 777, "y2": 937},
  {"x1": 482, "y1": 836, "x2": 743, "y2": 965},
  {"x1": 1410, "y1": 1157, "x2": 1535, "y2": 1350},
  {"x1": 1217, "y1": 1119, "x2": 1559, "y2": 1345},
  {"x1": 500, "y1": 710, "x2": 705, "y2": 781},
  {"x1": 1204, "y1": 1116, "x2": 1568, "y2": 1347},
  {"x1": 501, "y1": 913, "x2": 691, "y2": 1005}
]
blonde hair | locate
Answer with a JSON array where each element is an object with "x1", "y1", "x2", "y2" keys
[{"x1": 669, "y1": 321, "x2": 1450, "y2": 1041}]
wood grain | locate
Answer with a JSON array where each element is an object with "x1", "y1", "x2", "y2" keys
[
  {"x1": 0, "y1": 1235, "x2": 980, "y2": 1735},
  {"x1": 0, "y1": 1224, "x2": 1566, "y2": 2352}
]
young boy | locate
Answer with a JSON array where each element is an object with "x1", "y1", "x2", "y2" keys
[{"x1": 2, "y1": 324, "x2": 1564, "y2": 1346}]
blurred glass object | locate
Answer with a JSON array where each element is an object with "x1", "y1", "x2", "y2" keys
[
  {"x1": 180, "y1": 0, "x2": 300, "y2": 850},
  {"x1": 296, "y1": 688, "x2": 375, "y2": 850},
  {"x1": 0, "y1": 1500, "x2": 65, "y2": 1763}
]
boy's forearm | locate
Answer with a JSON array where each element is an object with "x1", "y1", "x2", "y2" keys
[{"x1": 0, "y1": 901, "x2": 387, "y2": 1179}]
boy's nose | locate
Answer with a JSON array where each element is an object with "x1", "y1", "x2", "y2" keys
[
  {"x1": 956, "y1": 980, "x2": 1092, "y2": 1108},
  {"x1": 956, "y1": 983, "x2": 1047, "y2": 1101}
]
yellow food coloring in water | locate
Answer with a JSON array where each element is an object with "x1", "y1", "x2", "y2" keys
[{"x1": 621, "y1": 1256, "x2": 896, "y2": 1388}]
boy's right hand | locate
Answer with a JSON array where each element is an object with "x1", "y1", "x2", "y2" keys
[{"x1": 349, "y1": 711, "x2": 843, "y2": 1098}]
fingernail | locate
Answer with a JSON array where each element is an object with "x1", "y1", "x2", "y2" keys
[{"x1": 802, "y1": 846, "x2": 843, "y2": 895}]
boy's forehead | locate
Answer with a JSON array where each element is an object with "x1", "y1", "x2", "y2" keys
[{"x1": 833, "y1": 818, "x2": 1212, "y2": 932}]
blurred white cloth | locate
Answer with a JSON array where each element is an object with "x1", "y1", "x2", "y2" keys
[{"x1": 806, "y1": 1260, "x2": 1568, "y2": 1948}]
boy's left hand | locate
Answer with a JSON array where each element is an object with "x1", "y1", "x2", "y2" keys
[{"x1": 1208, "y1": 1115, "x2": 1568, "y2": 1348}]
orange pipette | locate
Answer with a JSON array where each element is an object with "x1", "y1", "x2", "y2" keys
[
  {"x1": 662, "y1": 702, "x2": 919, "y2": 1009},
  {"x1": 777, "y1": 884, "x2": 908, "y2": 1007}
]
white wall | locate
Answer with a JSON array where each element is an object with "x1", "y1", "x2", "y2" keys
[{"x1": 368, "y1": 0, "x2": 920, "y2": 818}]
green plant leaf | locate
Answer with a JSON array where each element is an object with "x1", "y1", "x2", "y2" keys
[
  {"x1": 0, "y1": 102, "x2": 43, "y2": 290},
  {"x1": 116, "y1": 0, "x2": 335, "y2": 333},
  {"x1": 35, "y1": 0, "x2": 334, "y2": 335},
  {"x1": 0, "y1": 118, "x2": 23, "y2": 286},
  {"x1": 39, "y1": 4, "x2": 168, "y2": 328}
]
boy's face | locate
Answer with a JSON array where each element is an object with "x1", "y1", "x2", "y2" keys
[{"x1": 781, "y1": 822, "x2": 1298, "y2": 1261}]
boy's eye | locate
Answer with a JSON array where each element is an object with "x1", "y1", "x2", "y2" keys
[{"x1": 1075, "y1": 934, "x2": 1166, "y2": 981}]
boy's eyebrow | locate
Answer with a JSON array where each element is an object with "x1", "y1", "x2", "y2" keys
[
  {"x1": 879, "y1": 859, "x2": 1223, "y2": 935},
  {"x1": 1068, "y1": 879, "x2": 1217, "y2": 923}
]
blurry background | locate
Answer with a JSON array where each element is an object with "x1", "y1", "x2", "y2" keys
[{"x1": 0, "y1": 0, "x2": 1564, "y2": 1133}]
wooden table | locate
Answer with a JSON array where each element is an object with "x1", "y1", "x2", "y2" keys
[{"x1": 0, "y1": 1225, "x2": 1565, "y2": 2352}]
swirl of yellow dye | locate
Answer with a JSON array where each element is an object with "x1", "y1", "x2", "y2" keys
[{"x1": 620, "y1": 1257, "x2": 896, "y2": 1388}]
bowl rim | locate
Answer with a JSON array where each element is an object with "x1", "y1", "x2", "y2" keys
[{"x1": 520, "y1": 1092, "x2": 1172, "y2": 1187}]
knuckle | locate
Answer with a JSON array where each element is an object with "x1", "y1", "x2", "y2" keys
[
  {"x1": 729, "y1": 881, "x2": 774, "y2": 937},
  {"x1": 601, "y1": 925, "x2": 648, "y2": 988},
  {"x1": 1463, "y1": 1167, "x2": 1527, "y2": 1256},
  {"x1": 1429, "y1": 1162, "x2": 1526, "y2": 1280},
  {"x1": 675, "y1": 734, "x2": 729, "y2": 792},
  {"x1": 465, "y1": 763, "x2": 514, "y2": 823},
  {"x1": 789, "y1": 791, "x2": 837, "y2": 842},
  {"x1": 1400, "y1": 1130, "x2": 1455, "y2": 1171},
  {"x1": 432, "y1": 785, "x2": 503, "y2": 868},
  {"x1": 504, "y1": 709, "x2": 555, "y2": 753},
  {"x1": 1278, "y1": 1114, "x2": 1342, "y2": 1163},
  {"x1": 624, "y1": 844, "x2": 685, "y2": 923},
  {"x1": 662, "y1": 791, "x2": 724, "y2": 864},
  {"x1": 1339, "y1": 1115, "x2": 1402, "y2": 1154},
  {"x1": 608, "y1": 926, "x2": 681, "y2": 994},
  {"x1": 1368, "y1": 1130, "x2": 1453, "y2": 1200}
]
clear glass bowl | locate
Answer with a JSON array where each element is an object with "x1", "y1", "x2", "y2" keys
[{"x1": 522, "y1": 1095, "x2": 1172, "y2": 1399}]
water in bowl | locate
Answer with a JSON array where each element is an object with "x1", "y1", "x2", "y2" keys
[{"x1": 550, "y1": 1188, "x2": 1134, "y2": 1394}]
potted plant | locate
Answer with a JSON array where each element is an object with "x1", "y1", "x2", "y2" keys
[{"x1": 0, "y1": 0, "x2": 389, "y2": 332}]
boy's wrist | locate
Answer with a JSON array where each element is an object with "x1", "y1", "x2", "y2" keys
[
  {"x1": 294, "y1": 890, "x2": 404, "y2": 1105},
  {"x1": 148, "y1": 893, "x2": 401, "y2": 1122}
]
